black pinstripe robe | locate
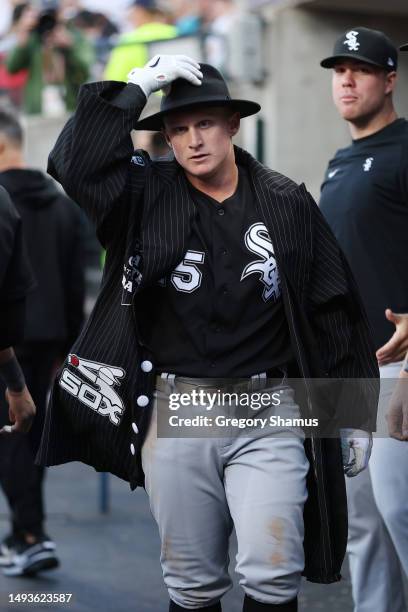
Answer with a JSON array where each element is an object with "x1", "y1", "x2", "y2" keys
[{"x1": 36, "y1": 81, "x2": 379, "y2": 584}]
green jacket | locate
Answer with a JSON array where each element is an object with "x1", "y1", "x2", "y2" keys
[
  {"x1": 6, "y1": 28, "x2": 93, "y2": 115},
  {"x1": 104, "y1": 22, "x2": 177, "y2": 83}
]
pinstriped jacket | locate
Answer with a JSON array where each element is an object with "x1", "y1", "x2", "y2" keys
[{"x1": 36, "y1": 81, "x2": 379, "y2": 584}]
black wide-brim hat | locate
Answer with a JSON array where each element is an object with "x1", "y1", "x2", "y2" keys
[
  {"x1": 135, "y1": 63, "x2": 261, "y2": 131},
  {"x1": 401, "y1": 43, "x2": 408, "y2": 51}
]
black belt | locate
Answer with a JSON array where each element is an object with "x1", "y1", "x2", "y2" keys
[{"x1": 156, "y1": 367, "x2": 287, "y2": 395}]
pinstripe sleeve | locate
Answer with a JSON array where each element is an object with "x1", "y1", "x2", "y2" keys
[{"x1": 47, "y1": 81, "x2": 148, "y2": 233}]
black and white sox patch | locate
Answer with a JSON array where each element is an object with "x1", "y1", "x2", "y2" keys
[{"x1": 60, "y1": 355, "x2": 126, "y2": 426}]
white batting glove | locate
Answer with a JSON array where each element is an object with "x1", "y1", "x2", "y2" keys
[
  {"x1": 127, "y1": 54, "x2": 203, "y2": 98},
  {"x1": 340, "y1": 428, "x2": 373, "y2": 477}
]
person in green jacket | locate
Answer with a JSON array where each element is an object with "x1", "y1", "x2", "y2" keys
[
  {"x1": 6, "y1": 2, "x2": 93, "y2": 116},
  {"x1": 104, "y1": 0, "x2": 177, "y2": 83}
]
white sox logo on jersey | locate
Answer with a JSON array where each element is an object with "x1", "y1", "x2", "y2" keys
[
  {"x1": 60, "y1": 355, "x2": 126, "y2": 426},
  {"x1": 241, "y1": 222, "x2": 281, "y2": 302}
]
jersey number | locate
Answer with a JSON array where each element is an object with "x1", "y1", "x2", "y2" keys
[{"x1": 171, "y1": 250, "x2": 205, "y2": 293}]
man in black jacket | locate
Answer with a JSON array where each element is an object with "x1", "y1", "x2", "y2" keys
[
  {"x1": 37, "y1": 56, "x2": 379, "y2": 611},
  {"x1": 0, "y1": 186, "x2": 36, "y2": 436},
  {"x1": 0, "y1": 106, "x2": 86, "y2": 577}
]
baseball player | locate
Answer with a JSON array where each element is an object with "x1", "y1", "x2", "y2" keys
[
  {"x1": 36, "y1": 56, "x2": 379, "y2": 611},
  {"x1": 387, "y1": 41, "x2": 408, "y2": 444},
  {"x1": 319, "y1": 27, "x2": 408, "y2": 612}
]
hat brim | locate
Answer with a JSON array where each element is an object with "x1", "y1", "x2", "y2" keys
[
  {"x1": 320, "y1": 53, "x2": 393, "y2": 69},
  {"x1": 400, "y1": 43, "x2": 408, "y2": 51},
  {"x1": 135, "y1": 98, "x2": 261, "y2": 131}
]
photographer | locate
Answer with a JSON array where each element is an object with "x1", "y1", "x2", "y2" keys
[{"x1": 6, "y1": 1, "x2": 93, "y2": 115}]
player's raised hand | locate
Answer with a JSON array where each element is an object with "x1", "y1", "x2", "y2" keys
[{"x1": 127, "y1": 55, "x2": 203, "y2": 98}]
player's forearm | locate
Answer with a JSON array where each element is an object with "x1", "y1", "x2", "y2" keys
[
  {"x1": 0, "y1": 347, "x2": 13, "y2": 365},
  {"x1": 0, "y1": 348, "x2": 26, "y2": 392},
  {"x1": 47, "y1": 81, "x2": 147, "y2": 222},
  {"x1": 48, "y1": 80, "x2": 147, "y2": 182},
  {"x1": 101, "y1": 82, "x2": 147, "y2": 109},
  {"x1": 0, "y1": 298, "x2": 26, "y2": 351}
]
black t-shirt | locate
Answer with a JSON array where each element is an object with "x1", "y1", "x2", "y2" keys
[
  {"x1": 143, "y1": 165, "x2": 293, "y2": 377},
  {"x1": 319, "y1": 118, "x2": 408, "y2": 349}
]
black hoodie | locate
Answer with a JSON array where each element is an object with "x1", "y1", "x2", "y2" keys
[{"x1": 0, "y1": 169, "x2": 85, "y2": 349}]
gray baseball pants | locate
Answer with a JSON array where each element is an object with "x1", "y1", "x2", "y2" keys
[
  {"x1": 141, "y1": 377, "x2": 309, "y2": 610},
  {"x1": 346, "y1": 361, "x2": 408, "y2": 612}
]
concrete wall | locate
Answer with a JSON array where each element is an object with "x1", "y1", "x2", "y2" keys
[
  {"x1": 255, "y1": 6, "x2": 408, "y2": 198},
  {"x1": 24, "y1": 114, "x2": 68, "y2": 172}
]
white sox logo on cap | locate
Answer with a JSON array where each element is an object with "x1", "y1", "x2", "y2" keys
[
  {"x1": 321, "y1": 27, "x2": 398, "y2": 71},
  {"x1": 344, "y1": 31, "x2": 360, "y2": 51}
]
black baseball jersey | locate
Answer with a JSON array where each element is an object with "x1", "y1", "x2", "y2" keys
[
  {"x1": 320, "y1": 118, "x2": 408, "y2": 349},
  {"x1": 141, "y1": 165, "x2": 293, "y2": 377}
]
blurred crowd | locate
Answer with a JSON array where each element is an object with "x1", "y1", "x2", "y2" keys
[{"x1": 0, "y1": 0, "x2": 246, "y2": 117}]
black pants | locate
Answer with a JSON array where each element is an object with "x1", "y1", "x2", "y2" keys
[{"x1": 0, "y1": 342, "x2": 61, "y2": 537}]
